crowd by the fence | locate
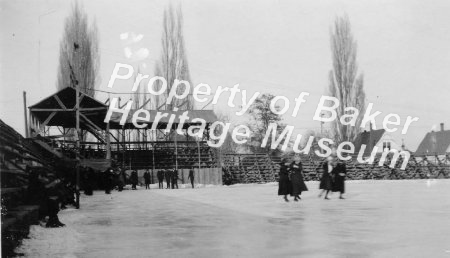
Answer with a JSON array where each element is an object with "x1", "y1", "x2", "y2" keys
[{"x1": 83, "y1": 165, "x2": 197, "y2": 194}]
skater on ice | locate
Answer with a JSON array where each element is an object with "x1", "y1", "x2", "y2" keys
[
  {"x1": 332, "y1": 160, "x2": 347, "y2": 199},
  {"x1": 278, "y1": 158, "x2": 292, "y2": 202},
  {"x1": 289, "y1": 155, "x2": 308, "y2": 201},
  {"x1": 319, "y1": 156, "x2": 334, "y2": 200}
]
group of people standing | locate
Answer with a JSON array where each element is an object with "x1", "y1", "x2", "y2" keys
[
  {"x1": 159, "y1": 169, "x2": 179, "y2": 189},
  {"x1": 101, "y1": 167, "x2": 197, "y2": 192},
  {"x1": 156, "y1": 167, "x2": 196, "y2": 189},
  {"x1": 278, "y1": 155, "x2": 346, "y2": 202}
]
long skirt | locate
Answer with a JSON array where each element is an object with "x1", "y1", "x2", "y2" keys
[
  {"x1": 332, "y1": 175, "x2": 345, "y2": 193},
  {"x1": 291, "y1": 174, "x2": 308, "y2": 196},
  {"x1": 319, "y1": 173, "x2": 332, "y2": 190},
  {"x1": 278, "y1": 174, "x2": 292, "y2": 195}
]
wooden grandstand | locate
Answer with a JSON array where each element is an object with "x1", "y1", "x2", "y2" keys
[
  {"x1": 28, "y1": 87, "x2": 221, "y2": 174},
  {"x1": 1, "y1": 119, "x2": 74, "y2": 256},
  {"x1": 221, "y1": 152, "x2": 450, "y2": 185}
]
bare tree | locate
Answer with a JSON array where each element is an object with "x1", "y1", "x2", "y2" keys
[
  {"x1": 158, "y1": 4, "x2": 193, "y2": 110},
  {"x1": 57, "y1": 1, "x2": 100, "y2": 97},
  {"x1": 328, "y1": 15, "x2": 366, "y2": 144}
]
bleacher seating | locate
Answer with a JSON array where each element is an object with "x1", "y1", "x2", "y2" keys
[
  {"x1": 110, "y1": 142, "x2": 219, "y2": 170},
  {"x1": 221, "y1": 152, "x2": 450, "y2": 184},
  {"x1": 1, "y1": 119, "x2": 60, "y2": 257}
]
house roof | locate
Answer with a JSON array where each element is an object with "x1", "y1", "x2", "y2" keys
[
  {"x1": 353, "y1": 129, "x2": 386, "y2": 156},
  {"x1": 415, "y1": 130, "x2": 450, "y2": 155}
]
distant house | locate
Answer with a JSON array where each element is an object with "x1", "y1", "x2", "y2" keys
[
  {"x1": 415, "y1": 123, "x2": 450, "y2": 155},
  {"x1": 353, "y1": 127, "x2": 401, "y2": 156}
]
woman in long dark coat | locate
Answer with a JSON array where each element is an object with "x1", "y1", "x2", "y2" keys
[
  {"x1": 278, "y1": 158, "x2": 292, "y2": 202},
  {"x1": 143, "y1": 170, "x2": 151, "y2": 189},
  {"x1": 289, "y1": 155, "x2": 308, "y2": 201},
  {"x1": 117, "y1": 168, "x2": 126, "y2": 192},
  {"x1": 332, "y1": 161, "x2": 346, "y2": 199},
  {"x1": 319, "y1": 156, "x2": 334, "y2": 200},
  {"x1": 104, "y1": 168, "x2": 114, "y2": 194},
  {"x1": 130, "y1": 170, "x2": 138, "y2": 190}
]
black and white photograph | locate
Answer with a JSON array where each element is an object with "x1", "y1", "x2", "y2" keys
[{"x1": 1, "y1": 0, "x2": 450, "y2": 257}]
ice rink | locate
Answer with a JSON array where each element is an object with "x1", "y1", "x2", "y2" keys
[{"x1": 16, "y1": 180, "x2": 450, "y2": 257}]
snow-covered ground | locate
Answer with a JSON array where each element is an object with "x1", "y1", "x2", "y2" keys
[{"x1": 15, "y1": 180, "x2": 450, "y2": 258}]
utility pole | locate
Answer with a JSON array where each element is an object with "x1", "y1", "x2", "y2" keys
[
  {"x1": 69, "y1": 42, "x2": 81, "y2": 209},
  {"x1": 23, "y1": 91, "x2": 29, "y2": 138},
  {"x1": 320, "y1": 113, "x2": 324, "y2": 136},
  {"x1": 320, "y1": 113, "x2": 324, "y2": 154}
]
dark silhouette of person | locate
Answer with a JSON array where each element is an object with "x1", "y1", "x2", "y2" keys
[
  {"x1": 117, "y1": 167, "x2": 126, "y2": 192},
  {"x1": 130, "y1": 170, "x2": 139, "y2": 190},
  {"x1": 104, "y1": 168, "x2": 114, "y2": 194},
  {"x1": 83, "y1": 167, "x2": 94, "y2": 196},
  {"x1": 143, "y1": 170, "x2": 151, "y2": 189},
  {"x1": 27, "y1": 168, "x2": 56, "y2": 224},
  {"x1": 188, "y1": 167, "x2": 195, "y2": 188},
  {"x1": 319, "y1": 156, "x2": 334, "y2": 200},
  {"x1": 157, "y1": 170, "x2": 164, "y2": 189},
  {"x1": 289, "y1": 155, "x2": 308, "y2": 201},
  {"x1": 332, "y1": 161, "x2": 347, "y2": 199},
  {"x1": 165, "y1": 169, "x2": 172, "y2": 189},
  {"x1": 278, "y1": 158, "x2": 292, "y2": 202},
  {"x1": 172, "y1": 169, "x2": 179, "y2": 189}
]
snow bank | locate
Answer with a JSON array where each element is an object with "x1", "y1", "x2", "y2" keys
[{"x1": 15, "y1": 209, "x2": 84, "y2": 257}]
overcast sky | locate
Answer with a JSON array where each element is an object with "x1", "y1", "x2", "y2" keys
[{"x1": 1, "y1": 0, "x2": 450, "y2": 150}]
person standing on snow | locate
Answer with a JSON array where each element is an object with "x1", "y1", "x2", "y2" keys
[
  {"x1": 172, "y1": 168, "x2": 179, "y2": 189},
  {"x1": 130, "y1": 170, "x2": 139, "y2": 190},
  {"x1": 157, "y1": 170, "x2": 164, "y2": 189},
  {"x1": 165, "y1": 169, "x2": 172, "y2": 189},
  {"x1": 143, "y1": 170, "x2": 151, "y2": 189},
  {"x1": 188, "y1": 167, "x2": 195, "y2": 189}
]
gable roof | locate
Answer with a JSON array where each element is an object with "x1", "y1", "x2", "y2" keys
[
  {"x1": 415, "y1": 130, "x2": 450, "y2": 155},
  {"x1": 29, "y1": 87, "x2": 218, "y2": 130},
  {"x1": 29, "y1": 87, "x2": 106, "y2": 110},
  {"x1": 29, "y1": 87, "x2": 108, "y2": 129},
  {"x1": 353, "y1": 129, "x2": 386, "y2": 156}
]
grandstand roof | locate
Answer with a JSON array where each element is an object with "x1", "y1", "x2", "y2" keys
[
  {"x1": 29, "y1": 87, "x2": 218, "y2": 130},
  {"x1": 30, "y1": 87, "x2": 108, "y2": 129}
]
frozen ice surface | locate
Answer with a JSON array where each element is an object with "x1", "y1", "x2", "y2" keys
[{"x1": 16, "y1": 180, "x2": 450, "y2": 257}]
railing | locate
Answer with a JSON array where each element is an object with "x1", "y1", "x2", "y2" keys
[{"x1": 57, "y1": 141, "x2": 220, "y2": 170}]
